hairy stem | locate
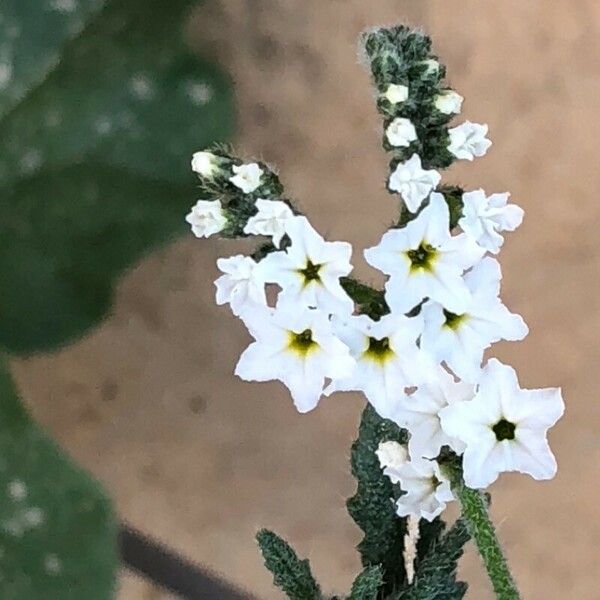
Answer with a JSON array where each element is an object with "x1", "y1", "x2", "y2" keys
[{"x1": 454, "y1": 482, "x2": 520, "y2": 600}]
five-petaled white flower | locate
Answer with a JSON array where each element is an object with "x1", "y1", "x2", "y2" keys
[
  {"x1": 191, "y1": 151, "x2": 218, "y2": 178},
  {"x1": 448, "y1": 121, "x2": 492, "y2": 161},
  {"x1": 229, "y1": 163, "x2": 264, "y2": 194},
  {"x1": 434, "y1": 90, "x2": 463, "y2": 115},
  {"x1": 325, "y1": 313, "x2": 431, "y2": 419},
  {"x1": 215, "y1": 255, "x2": 266, "y2": 316},
  {"x1": 384, "y1": 84, "x2": 409, "y2": 104},
  {"x1": 393, "y1": 366, "x2": 472, "y2": 460},
  {"x1": 185, "y1": 199, "x2": 227, "y2": 238},
  {"x1": 386, "y1": 117, "x2": 417, "y2": 147},
  {"x1": 439, "y1": 359, "x2": 564, "y2": 489},
  {"x1": 421, "y1": 257, "x2": 528, "y2": 382},
  {"x1": 459, "y1": 189, "x2": 524, "y2": 254},
  {"x1": 364, "y1": 192, "x2": 485, "y2": 314},
  {"x1": 257, "y1": 216, "x2": 354, "y2": 315},
  {"x1": 386, "y1": 457, "x2": 455, "y2": 521},
  {"x1": 243, "y1": 199, "x2": 294, "y2": 248},
  {"x1": 388, "y1": 154, "x2": 441, "y2": 213},
  {"x1": 235, "y1": 305, "x2": 355, "y2": 413}
]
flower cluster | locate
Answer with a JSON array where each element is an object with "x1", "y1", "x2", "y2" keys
[{"x1": 185, "y1": 27, "x2": 564, "y2": 524}]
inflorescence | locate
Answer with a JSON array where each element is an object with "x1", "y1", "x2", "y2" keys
[{"x1": 185, "y1": 25, "x2": 564, "y2": 525}]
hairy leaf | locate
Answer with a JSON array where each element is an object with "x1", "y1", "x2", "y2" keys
[{"x1": 256, "y1": 529, "x2": 321, "y2": 600}]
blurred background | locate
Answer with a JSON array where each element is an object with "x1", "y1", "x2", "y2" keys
[{"x1": 8, "y1": 0, "x2": 600, "y2": 598}]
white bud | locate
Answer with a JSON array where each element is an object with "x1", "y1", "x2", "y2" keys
[
  {"x1": 191, "y1": 151, "x2": 218, "y2": 178},
  {"x1": 384, "y1": 83, "x2": 408, "y2": 104},
  {"x1": 385, "y1": 117, "x2": 417, "y2": 147},
  {"x1": 421, "y1": 59, "x2": 439, "y2": 74},
  {"x1": 434, "y1": 90, "x2": 463, "y2": 115}
]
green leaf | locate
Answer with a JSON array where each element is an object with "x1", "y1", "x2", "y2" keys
[
  {"x1": 0, "y1": 356, "x2": 117, "y2": 599},
  {"x1": 346, "y1": 405, "x2": 408, "y2": 592},
  {"x1": 0, "y1": 0, "x2": 105, "y2": 119},
  {"x1": 0, "y1": 0, "x2": 233, "y2": 353},
  {"x1": 394, "y1": 519, "x2": 469, "y2": 600},
  {"x1": 256, "y1": 529, "x2": 321, "y2": 600},
  {"x1": 348, "y1": 565, "x2": 383, "y2": 600},
  {"x1": 0, "y1": 164, "x2": 190, "y2": 353}
]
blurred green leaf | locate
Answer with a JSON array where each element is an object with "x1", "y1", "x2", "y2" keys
[
  {"x1": 0, "y1": 164, "x2": 191, "y2": 352},
  {"x1": 0, "y1": 0, "x2": 233, "y2": 353},
  {"x1": 0, "y1": 356, "x2": 117, "y2": 599}
]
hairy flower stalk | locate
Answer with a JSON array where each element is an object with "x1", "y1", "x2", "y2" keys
[{"x1": 185, "y1": 24, "x2": 564, "y2": 600}]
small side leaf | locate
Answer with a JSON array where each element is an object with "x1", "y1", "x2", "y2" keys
[
  {"x1": 256, "y1": 529, "x2": 321, "y2": 600},
  {"x1": 0, "y1": 356, "x2": 117, "y2": 598},
  {"x1": 346, "y1": 404, "x2": 408, "y2": 592},
  {"x1": 349, "y1": 565, "x2": 383, "y2": 600}
]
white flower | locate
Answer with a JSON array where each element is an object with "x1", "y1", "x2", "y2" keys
[
  {"x1": 191, "y1": 151, "x2": 218, "y2": 177},
  {"x1": 439, "y1": 359, "x2": 564, "y2": 489},
  {"x1": 235, "y1": 305, "x2": 355, "y2": 413},
  {"x1": 214, "y1": 255, "x2": 266, "y2": 316},
  {"x1": 393, "y1": 367, "x2": 472, "y2": 460},
  {"x1": 448, "y1": 121, "x2": 492, "y2": 161},
  {"x1": 390, "y1": 458, "x2": 455, "y2": 521},
  {"x1": 324, "y1": 313, "x2": 432, "y2": 419},
  {"x1": 376, "y1": 440, "x2": 408, "y2": 480},
  {"x1": 364, "y1": 192, "x2": 485, "y2": 314},
  {"x1": 243, "y1": 199, "x2": 294, "y2": 248},
  {"x1": 459, "y1": 189, "x2": 524, "y2": 254},
  {"x1": 386, "y1": 118, "x2": 417, "y2": 147},
  {"x1": 421, "y1": 257, "x2": 528, "y2": 382},
  {"x1": 229, "y1": 163, "x2": 263, "y2": 194},
  {"x1": 434, "y1": 90, "x2": 463, "y2": 115},
  {"x1": 384, "y1": 84, "x2": 409, "y2": 104},
  {"x1": 256, "y1": 216, "x2": 354, "y2": 315},
  {"x1": 185, "y1": 200, "x2": 227, "y2": 238},
  {"x1": 388, "y1": 154, "x2": 441, "y2": 213}
]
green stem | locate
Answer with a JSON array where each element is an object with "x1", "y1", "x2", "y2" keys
[{"x1": 454, "y1": 481, "x2": 521, "y2": 600}]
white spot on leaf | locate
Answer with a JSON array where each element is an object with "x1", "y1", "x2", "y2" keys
[
  {"x1": 129, "y1": 74, "x2": 155, "y2": 101},
  {"x1": 49, "y1": 0, "x2": 77, "y2": 13},
  {"x1": 186, "y1": 81, "x2": 213, "y2": 106},
  {"x1": 44, "y1": 554, "x2": 62, "y2": 575},
  {"x1": 8, "y1": 480, "x2": 27, "y2": 501}
]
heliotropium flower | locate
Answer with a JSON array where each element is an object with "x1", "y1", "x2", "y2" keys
[
  {"x1": 185, "y1": 199, "x2": 227, "y2": 238},
  {"x1": 448, "y1": 121, "x2": 492, "y2": 161},
  {"x1": 324, "y1": 313, "x2": 431, "y2": 419},
  {"x1": 388, "y1": 154, "x2": 441, "y2": 213},
  {"x1": 364, "y1": 192, "x2": 485, "y2": 314},
  {"x1": 420, "y1": 257, "x2": 528, "y2": 382},
  {"x1": 386, "y1": 117, "x2": 417, "y2": 147},
  {"x1": 243, "y1": 199, "x2": 294, "y2": 248},
  {"x1": 214, "y1": 255, "x2": 266, "y2": 316},
  {"x1": 380, "y1": 453, "x2": 455, "y2": 521},
  {"x1": 229, "y1": 163, "x2": 264, "y2": 193},
  {"x1": 256, "y1": 216, "x2": 354, "y2": 314},
  {"x1": 459, "y1": 189, "x2": 524, "y2": 254},
  {"x1": 393, "y1": 366, "x2": 472, "y2": 460},
  {"x1": 439, "y1": 359, "x2": 565, "y2": 489},
  {"x1": 235, "y1": 305, "x2": 355, "y2": 413}
]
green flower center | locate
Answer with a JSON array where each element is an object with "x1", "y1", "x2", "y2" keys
[
  {"x1": 364, "y1": 336, "x2": 394, "y2": 364},
  {"x1": 492, "y1": 418, "x2": 516, "y2": 441},
  {"x1": 288, "y1": 329, "x2": 318, "y2": 357},
  {"x1": 443, "y1": 309, "x2": 466, "y2": 330},
  {"x1": 407, "y1": 243, "x2": 437, "y2": 272},
  {"x1": 299, "y1": 260, "x2": 322, "y2": 285}
]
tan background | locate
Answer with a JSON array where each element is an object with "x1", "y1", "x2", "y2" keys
[{"x1": 10, "y1": 1, "x2": 600, "y2": 598}]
